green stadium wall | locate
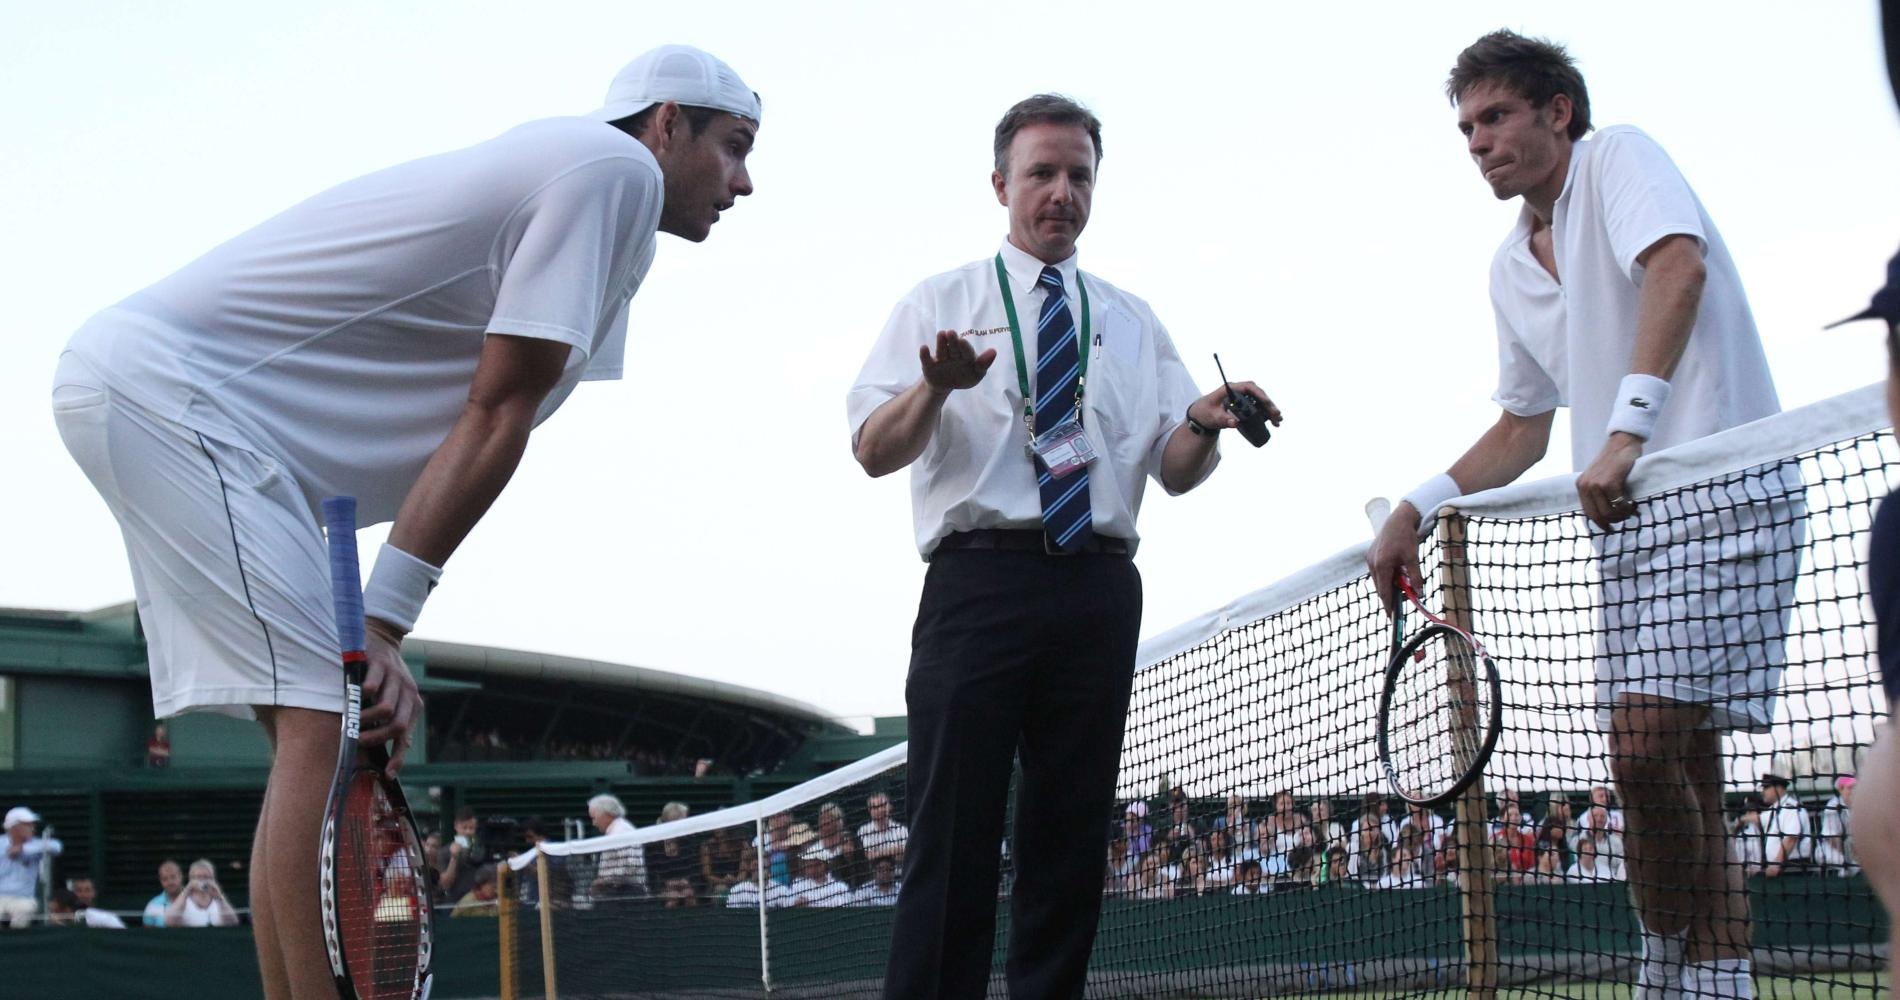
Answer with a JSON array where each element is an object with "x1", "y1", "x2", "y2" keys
[{"x1": 1, "y1": 878, "x2": 1883, "y2": 999}]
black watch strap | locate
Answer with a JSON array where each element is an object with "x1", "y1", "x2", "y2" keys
[{"x1": 1186, "y1": 413, "x2": 1219, "y2": 436}]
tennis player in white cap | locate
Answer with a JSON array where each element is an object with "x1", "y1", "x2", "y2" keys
[{"x1": 50, "y1": 45, "x2": 758, "y2": 999}]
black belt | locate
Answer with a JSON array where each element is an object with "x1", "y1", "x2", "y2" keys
[{"x1": 934, "y1": 529, "x2": 1130, "y2": 557}]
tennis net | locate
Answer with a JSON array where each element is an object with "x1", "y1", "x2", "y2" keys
[{"x1": 502, "y1": 383, "x2": 1892, "y2": 998}]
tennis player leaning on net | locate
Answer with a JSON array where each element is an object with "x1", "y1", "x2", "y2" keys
[
  {"x1": 50, "y1": 46, "x2": 758, "y2": 1000},
  {"x1": 1366, "y1": 30, "x2": 1796, "y2": 1000},
  {"x1": 1844, "y1": 0, "x2": 1900, "y2": 970}
]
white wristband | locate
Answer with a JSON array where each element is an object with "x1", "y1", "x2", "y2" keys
[
  {"x1": 362, "y1": 543, "x2": 442, "y2": 634},
  {"x1": 1401, "y1": 473, "x2": 1462, "y2": 525},
  {"x1": 1605, "y1": 373, "x2": 1671, "y2": 441}
]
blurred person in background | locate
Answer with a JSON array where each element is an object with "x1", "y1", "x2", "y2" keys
[
  {"x1": 166, "y1": 859, "x2": 239, "y2": 927},
  {"x1": 1815, "y1": 777, "x2": 1857, "y2": 876},
  {"x1": 449, "y1": 865, "x2": 499, "y2": 918},
  {"x1": 143, "y1": 860, "x2": 185, "y2": 927},
  {"x1": 47, "y1": 887, "x2": 125, "y2": 929},
  {"x1": 854, "y1": 856, "x2": 903, "y2": 906},
  {"x1": 858, "y1": 791, "x2": 909, "y2": 866},
  {"x1": 0, "y1": 807, "x2": 61, "y2": 929}
]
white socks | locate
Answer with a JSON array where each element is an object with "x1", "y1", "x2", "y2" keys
[
  {"x1": 1635, "y1": 928, "x2": 1686, "y2": 1000},
  {"x1": 1682, "y1": 959, "x2": 1753, "y2": 999},
  {"x1": 1637, "y1": 931, "x2": 1752, "y2": 1000}
]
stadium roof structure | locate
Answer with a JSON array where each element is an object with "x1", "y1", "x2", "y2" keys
[
  {"x1": 0, "y1": 602, "x2": 858, "y2": 775},
  {"x1": 404, "y1": 636, "x2": 836, "y2": 725}
]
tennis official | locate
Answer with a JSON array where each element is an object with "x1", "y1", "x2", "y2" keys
[
  {"x1": 1367, "y1": 32, "x2": 1798, "y2": 1000},
  {"x1": 51, "y1": 45, "x2": 758, "y2": 1000},
  {"x1": 848, "y1": 94, "x2": 1279, "y2": 1000}
]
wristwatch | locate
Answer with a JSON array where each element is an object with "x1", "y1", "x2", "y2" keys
[{"x1": 1186, "y1": 412, "x2": 1219, "y2": 436}]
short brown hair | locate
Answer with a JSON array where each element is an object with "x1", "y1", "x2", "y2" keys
[
  {"x1": 1445, "y1": 30, "x2": 1592, "y2": 142},
  {"x1": 611, "y1": 103, "x2": 725, "y2": 141},
  {"x1": 993, "y1": 94, "x2": 1103, "y2": 174}
]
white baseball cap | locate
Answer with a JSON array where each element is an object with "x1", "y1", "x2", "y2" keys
[
  {"x1": 587, "y1": 45, "x2": 761, "y2": 124},
  {"x1": 4, "y1": 806, "x2": 40, "y2": 830}
]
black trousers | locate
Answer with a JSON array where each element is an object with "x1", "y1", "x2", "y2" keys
[{"x1": 882, "y1": 547, "x2": 1142, "y2": 1000}]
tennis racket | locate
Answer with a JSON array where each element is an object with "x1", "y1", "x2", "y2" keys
[
  {"x1": 320, "y1": 496, "x2": 435, "y2": 1000},
  {"x1": 1366, "y1": 498, "x2": 1502, "y2": 808}
]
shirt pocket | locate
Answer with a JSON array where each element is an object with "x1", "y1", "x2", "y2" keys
[{"x1": 1083, "y1": 337, "x2": 1156, "y2": 454}]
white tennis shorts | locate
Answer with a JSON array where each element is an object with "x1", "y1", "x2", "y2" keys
[
  {"x1": 52, "y1": 351, "x2": 343, "y2": 720},
  {"x1": 1594, "y1": 460, "x2": 1807, "y2": 733}
]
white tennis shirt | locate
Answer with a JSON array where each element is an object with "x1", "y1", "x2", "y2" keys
[
  {"x1": 1487, "y1": 125, "x2": 1779, "y2": 471},
  {"x1": 63, "y1": 118, "x2": 663, "y2": 524},
  {"x1": 847, "y1": 240, "x2": 1212, "y2": 559}
]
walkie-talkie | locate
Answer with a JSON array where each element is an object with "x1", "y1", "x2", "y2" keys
[{"x1": 1214, "y1": 354, "x2": 1271, "y2": 447}]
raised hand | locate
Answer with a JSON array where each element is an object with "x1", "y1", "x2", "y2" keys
[{"x1": 919, "y1": 330, "x2": 997, "y2": 394}]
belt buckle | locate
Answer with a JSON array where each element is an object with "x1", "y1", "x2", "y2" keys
[{"x1": 1043, "y1": 532, "x2": 1073, "y2": 556}]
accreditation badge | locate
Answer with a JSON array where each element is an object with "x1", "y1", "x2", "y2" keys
[{"x1": 1030, "y1": 411, "x2": 1096, "y2": 480}]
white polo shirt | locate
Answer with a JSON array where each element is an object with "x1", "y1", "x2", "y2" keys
[
  {"x1": 1487, "y1": 125, "x2": 1778, "y2": 471},
  {"x1": 857, "y1": 819, "x2": 909, "y2": 857},
  {"x1": 848, "y1": 239, "x2": 1212, "y2": 558},
  {"x1": 787, "y1": 876, "x2": 853, "y2": 908},
  {"x1": 65, "y1": 117, "x2": 662, "y2": 524},
  {"x1": 1763, "y1": 795, "x2": 1811, "y2": 864},
  {"x1": 724, "y1": 879, "x2": 792, "y2": 909},
  {"x1": 851, "y1": 881, "x2": 901, "y2": 906}
]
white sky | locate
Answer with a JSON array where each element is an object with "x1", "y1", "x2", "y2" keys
[{"x1": 4, "y1": 2, "x2": 1896, "y2": 725}]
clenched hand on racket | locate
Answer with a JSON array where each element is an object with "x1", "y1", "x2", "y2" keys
[
  {"x1": 1367, "y1": 501, "x2": 1428, "y2": 617},
  {"x1": 359, "y1": 618, "x2": 421, "y2": 778},
  {"x1": 321, "y1": 497, "x2": 435, "y2": 1000}
]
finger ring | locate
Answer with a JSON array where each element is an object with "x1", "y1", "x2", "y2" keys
[{"x1": 1610, "y1": 496, "x2": 1632, "y2": 507}]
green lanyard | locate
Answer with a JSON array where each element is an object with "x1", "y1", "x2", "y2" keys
[{"x1": 994, "y1": 253, "x2": 1091, "y2": 443}]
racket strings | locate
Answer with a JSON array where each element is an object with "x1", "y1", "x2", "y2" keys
[
  {"x1": 337, "y1": 772, "x2": 425, "y2": 1000},
  {"x1": 1386, "y1": 630, "x2": 1498, "y2": 799}
]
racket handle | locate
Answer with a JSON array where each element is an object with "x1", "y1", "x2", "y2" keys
[
  {"x1": 323, "y1": 497, "x2": 366, "y2": 654},
  {"x1": 1364, "y1": 497, "x2": 1393, "y2": 535}
]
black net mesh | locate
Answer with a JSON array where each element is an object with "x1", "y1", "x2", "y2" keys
[
  {"x1": 501, "y1": 425, "x2": 1893, "y2": 999},
  {"x1": 503, "y1": 763, "x2": 912, "y2": 998}
]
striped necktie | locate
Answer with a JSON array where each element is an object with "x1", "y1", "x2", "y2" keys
[{"x1": 1034, "y1": 265, "x2": 1093, "y2": 552}]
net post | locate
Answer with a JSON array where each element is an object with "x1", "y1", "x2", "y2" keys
[
  {"x1": 1440, "y1": 508, "x2": 1499, "y2": 1000},
  {"x1": 497, "y1": 861, "x2": 517, "y2": 1000},
  {"x1": 756, "y1": 811, "x2": 773, "y2": 993},
  {"x1": 537, "y1": 851, "x2": 558, "y2": 1000}
]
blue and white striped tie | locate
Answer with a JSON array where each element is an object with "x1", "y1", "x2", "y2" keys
[{"x1": 1033, "y1": 265, "x2": 1093, "y2": 553}]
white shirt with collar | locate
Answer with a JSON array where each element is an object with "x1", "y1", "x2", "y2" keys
[
  {"x1": 1764, "y1": 794, "x2": 1812, "y2": 864},
  {"x1": 851, "y1": 881, "x2": 902, "y2": 906},
  {"x1": 724, "y1": 879, "x2": 792, "y2": 909},
  {"x1": 848, "y1": 239, "x2": 1212, "y2": 559},
  {"x1": 1486, "y1": 125, "x2": 1778, "y2": 472},
  {"x1": 71, "y1": 119, "x2": 660, "y2": 524},
  {"x1": 788, "y1": 876, "x2": 853, "y2": 908},
  {"x1": 857, "y1": 819, "x2": 909, "y2": 858}
]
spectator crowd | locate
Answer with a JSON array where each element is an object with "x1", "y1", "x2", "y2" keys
[
  {"x1": 551, "y1": 790, "x2": 912, "y2": 910},
  {"x1": 0, "y1": 768, "x2": 1862, "y2": 928},
  {"x1": 425, "y1": 723, "x2": 715, "y2": 776},
  {"x1": 483, "y1": 772, "x2": 1862, "y2": 916},
  {"x1": 1093, "y1": 776, "x2": 1861, "y2": 901},
  {"x1": 1, "y1": 803, "x2": 247, "y2": 931}
]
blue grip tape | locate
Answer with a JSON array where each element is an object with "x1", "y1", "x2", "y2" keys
[{"x1": 322, "y1": 496, "x2": 365, "y2": 653}]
